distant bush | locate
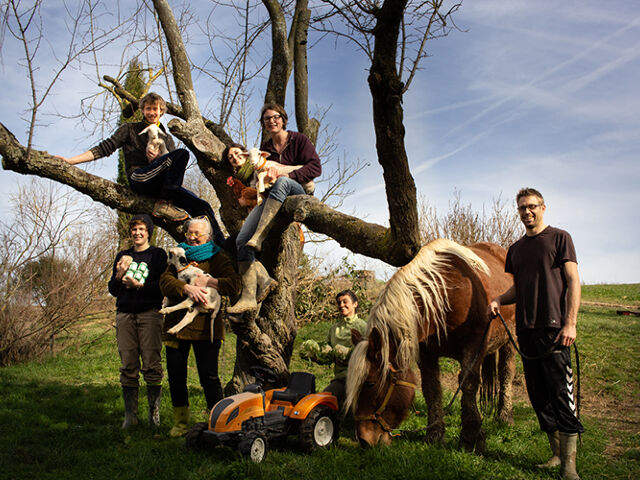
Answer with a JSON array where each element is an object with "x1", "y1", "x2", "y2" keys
[
  {"x1": 295, "y1": 255, "x2": 382, "y2": 326},
  {"x1": 419, "y1": 190, "x2": 522, "y2": 249}
]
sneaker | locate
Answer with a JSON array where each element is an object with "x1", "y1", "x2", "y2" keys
[{"x1": 152, "y1": 200, "x2": 189, "y2": 221}]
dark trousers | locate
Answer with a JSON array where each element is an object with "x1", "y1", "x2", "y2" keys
[
  {"x1": 165, "y1": 339, "x2": 223, "y2": 410},
  {"x1": 129, "y1": 148, "x2": 225, "y2": 246},
  {"x1": 115, "y1": 310, "x2": 163, "y2": 387},
  {"x1": 519, "y1": 328, "x2": 584, "y2": 434}
]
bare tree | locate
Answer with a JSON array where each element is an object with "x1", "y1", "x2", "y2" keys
[
  {"x1": 0, "y1": 179, "x2": 116, "y2": 365},
  {"x1": 419, "y1": 190, "x2": 522, "y2": 249},
  {"x1": 0, "y1": 0, "x2": 461, "y2": 389}
]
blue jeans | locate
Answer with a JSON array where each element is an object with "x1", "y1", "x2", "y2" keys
[
  {"x1": 236, "y1": 177, "x2": 305, "y2": 262},
  {"x1": 129, "y1": 148, "x2": 225, "y2": 246}
]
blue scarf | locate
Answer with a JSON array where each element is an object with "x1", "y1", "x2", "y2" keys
[{"x1": 178, "y1": 241, "x2": 220, "y2": 263}]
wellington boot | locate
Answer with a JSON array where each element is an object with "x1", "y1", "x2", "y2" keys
[
  {"x1": 255, "y1": 260, "x2": 278, "y2": 303},
  {"x1": 227, "y1": 261, "x2": 258, "y2": 314},
  {"x1": 537, "y1": 431, "x2": 561, "y2": 468},
  {"x1": 169, "y1": 406, "x2": 190, "y2": 437},
  {"x1": 245, "y1": 197, "x2": 283, "y2": 252},
  {"x1": 559, "y1": 433, "x2": 580, "y2": 480},
  {"x1": 147, "y1": 385, "x2": 162, "y2": 427},
  {"x1": 121, "y1": 386, "x2": 139, "y2": 429}
]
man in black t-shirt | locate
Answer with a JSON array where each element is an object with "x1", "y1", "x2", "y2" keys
[{"x1": 488, "y1": 188, "x2": 583, "y2": 480}]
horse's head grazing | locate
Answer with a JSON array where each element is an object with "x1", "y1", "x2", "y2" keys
[{"x1": 346, "y1": 328, "x2": 417, "y2": 447}]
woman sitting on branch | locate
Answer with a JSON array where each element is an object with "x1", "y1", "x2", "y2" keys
[{"x1": 224, "y1": 104, "x2": 321, "y2": 315}]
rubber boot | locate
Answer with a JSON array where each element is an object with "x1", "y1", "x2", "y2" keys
[
  {"x1": 537, "y1": 431, "x2": 561, "y2": 468},
  {"x1": 147, "y1": 385, "x2": 162, "y2": 427},
  {"x1": 169, "y1": 406, "x2": 190, "y2": 437},
  {"x1": 245, "y1": 197, "x2": 283, "y2": 252},
  {"x1": 227, "y1": 261, "x2": 258, "y2": 314},
  {"x1": 255, "y1": 260, "x2": 278, "y2": 303},
  {"x1": 559, "y1": 433, "x2": 580, "y2": 480},
  {"x1": 121, "y1": 386, "x2": 139, "y2": 429}
]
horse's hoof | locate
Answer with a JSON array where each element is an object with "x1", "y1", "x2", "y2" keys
[
  {"x1": 474, "y1": 430, "x2": 486, "y2": 454},
  {"x1": 458, "y1": 430, "x2": 486, "y2": 454},
  {"x1": 497, "y1": 412, "x2": 514, "y2": 425},
  {"x1": 424, "y1": 422, "x2": 445, "y2": 444}
]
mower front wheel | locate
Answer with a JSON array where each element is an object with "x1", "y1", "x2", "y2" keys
[
  {"x1": 299, "y1": 405, "x2": 338, "y2": 451},
  {"x1": 185, "y1": 422, "x2": 208, "y2": 450},
  {"x1": 238, "y1": 432, "x2": 268, "y2": 463}
]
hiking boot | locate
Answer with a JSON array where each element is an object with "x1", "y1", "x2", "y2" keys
[{"x1": 152, "y1": 200, "x2": 189, "y2": 222}]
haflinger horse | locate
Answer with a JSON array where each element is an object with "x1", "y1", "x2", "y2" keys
[{"x1": 345, "y1": 238, "x2": 516, "y2": 452}]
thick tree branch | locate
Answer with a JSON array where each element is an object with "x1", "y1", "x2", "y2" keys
[
  {"x1": 281, "y1": 195, "x2": 413, "y2": 267},
  {"x1": 0, "y1": 122, "x2": 186, "y2": 239}
]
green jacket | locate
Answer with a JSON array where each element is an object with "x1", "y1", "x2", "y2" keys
[{"x1": 327, "y1": 314, "x2": 367, "y2": 380}]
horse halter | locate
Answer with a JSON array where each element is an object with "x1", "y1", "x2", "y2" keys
[{"x1": 355, "y1": 364, "x2": 417, "y2": 435}]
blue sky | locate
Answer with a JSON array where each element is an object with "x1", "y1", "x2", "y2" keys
[{"x1": 1, "y1": 1, "x2": 638, "y2": 284}]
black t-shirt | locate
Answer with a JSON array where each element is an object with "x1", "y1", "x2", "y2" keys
[{"x1": 505, "y1": 226, "x2": 577, "y2": 332}]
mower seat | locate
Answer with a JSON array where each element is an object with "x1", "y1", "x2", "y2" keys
[{"x1": 271, "y1": 372, "x2": 316, "y2": 404}]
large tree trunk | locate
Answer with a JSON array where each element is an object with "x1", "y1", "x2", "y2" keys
[{"x1": 369, "y1": 0, "x2": 422, "y2": 261}]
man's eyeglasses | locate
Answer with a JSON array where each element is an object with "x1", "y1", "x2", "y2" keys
[
  {"x1": 517, "y1": 204, "x2": 542, "y2": 213},
  {"x1": 263, "y1": 114, "x2": 282, "y2": 123}
]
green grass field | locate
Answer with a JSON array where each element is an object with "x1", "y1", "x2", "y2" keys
[{"x1": 0, "y1": 284, "x2": 638, "y2": 480}]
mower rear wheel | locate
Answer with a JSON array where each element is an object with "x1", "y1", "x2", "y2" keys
[
  {"x1": 185, "y1": 422, "x2": 208, "y2": 450},
  {"x1": 238, "y1": 432, "x2": 268, "y2": 463},
  {"x1": 299, "y1": 405, "x2": 338, "y2": 451}
]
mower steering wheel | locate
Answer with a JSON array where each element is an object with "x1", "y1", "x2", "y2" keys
[{"x1": 250, "y1": 366, "x2": 278, "y2": 386}]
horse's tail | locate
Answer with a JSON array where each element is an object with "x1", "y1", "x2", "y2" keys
[{"x1": 480, "y1": 351, "x2": 498, "y2": 415}]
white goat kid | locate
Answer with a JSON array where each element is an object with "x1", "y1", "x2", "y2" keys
[
  {"x1": 159, "y1": 247, "x2": 221, "y2": 340},
  {"x1": 243, "y1": 147, "x2": 314, "y2": 205},
  {"x1": 139, "y1": 124, "x2": 169, "y2": 159}
]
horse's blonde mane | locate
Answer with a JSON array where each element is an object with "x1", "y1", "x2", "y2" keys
[{"x1": 345, "y1": 239, "x2": 489, "y2": 413}]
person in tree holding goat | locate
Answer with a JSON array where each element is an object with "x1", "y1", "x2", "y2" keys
[
  {"x1": 225, "y1": 104, "x2": 321, "y2": 315},
  {"x1": 56, "y1": 92, "x2": 225, "y2": 246}
]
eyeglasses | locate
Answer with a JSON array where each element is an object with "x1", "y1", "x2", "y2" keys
[
  {"x1": 263, "y1": 114, "x2": 282, "y2": 123},
  {"x1": 185, "y1": 232, "x2": 207, "y2": 239},
  {"x1": 517, "y1": 204, "x2": 543, "y2": 213}
]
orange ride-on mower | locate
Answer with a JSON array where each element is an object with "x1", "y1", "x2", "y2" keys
[{"x1": 185, "y1": 367, "x2": 339, "y2": 463}]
